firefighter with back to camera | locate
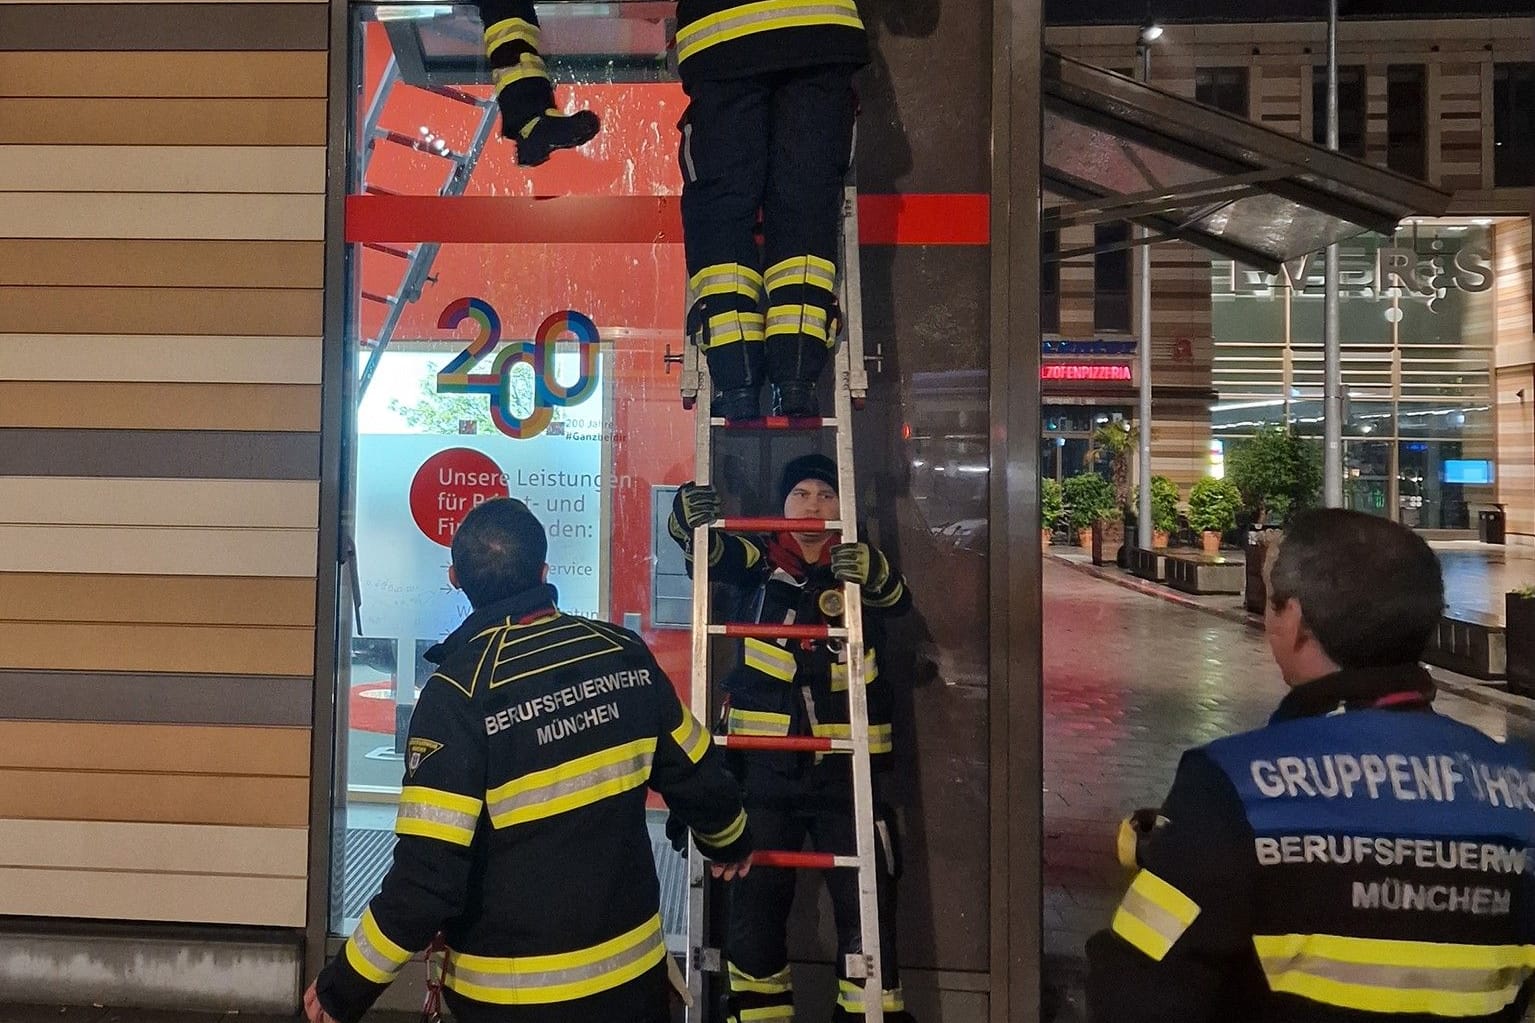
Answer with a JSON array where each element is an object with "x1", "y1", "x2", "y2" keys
[
  {"x1": 304, "y1": 497, "x2": 753, "y2": 1023},
  {"x1": 669, "y1": 452, "x2": 916, "y2": 1022},
  {"x1": 1088, "y1": 509, "x2": 1535, "y2": 1023}
]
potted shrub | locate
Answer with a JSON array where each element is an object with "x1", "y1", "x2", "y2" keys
[
  {"x1": 1509, "y1": 585, "x2": 1535, "y2": 697},
  {"x1": 1041, "y1": 477, "x2": 1064, "y2": 548},
  {"x1": 1084, "y1": 421, "x2": 1136, "y2": 509},
  {"x1": 1227, "y1": 426, "x2": 1322, "y2": 527},
  {"x1": 1188, "y1": 477, "x2": 1242, "y2": 555},
  {"x1": 1149, "y1": 475, "x2": 1179, "y2": 548},
  {"x1": 1063, "y1": 473, "x2": 1115, "y2": 550}
]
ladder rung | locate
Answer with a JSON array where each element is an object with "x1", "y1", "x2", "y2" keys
[
  {"x1": 364, "y1": 184, "x2": 400, "y2": 196},
  {"x1": 751, "y1": 851, "x2": 859, "y2": 870},
  {"x1": 708, "y1": 623, "x2": 845, "y2": 640},
  {"x1": 715, "y1": 735, "x2": 853, "y2": 753},
  {"x1": 713, "y1": 517, "x2": 841, "y2": 533},
  {"x1": 364, "y1": 242, "x2": 414, "y2": 259},
  {"x1": 378, "y1": 129, "x2": 457, "y2": 159},
  {"x1": 428, "y1": 85, "x2": 483, "y2": 106},
  {"x1": 709, "y1": 416, "x2": 838, "y2": 430},
  {"x1": 361, "y1": 291, "x2": 391, "y2": 304}
]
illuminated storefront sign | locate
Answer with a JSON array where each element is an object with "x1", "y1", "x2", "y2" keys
[
  {"x1": 1040, "y1": 363, "x2": 1132, "y2": 382},
  {"x1": 1042, "y1": 339, "x2": 1137, "y2": 355}
]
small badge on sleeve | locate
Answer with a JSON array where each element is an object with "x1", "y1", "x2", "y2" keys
[{"x1": 406, "y1": 737, "x2": 444, "y2": 778}]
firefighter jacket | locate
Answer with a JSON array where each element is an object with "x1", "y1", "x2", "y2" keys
[
  {"x1": 314, "y1": 584, "x2": 752, "y2": 1023},
  {"x1": 673, "y1": 0, "x2": 869, "y2": 85},
  {"x1": 668, "y1": 506, "x2": 910, "y2": 798},
  {"x1": 1087, "y1": 664, "x2": 1535, "y2": 1023}
]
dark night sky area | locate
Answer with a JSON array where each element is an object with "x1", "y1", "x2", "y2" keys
[{"x1": 1047, "y1": 0, "x2": 1535, "y2": 25}]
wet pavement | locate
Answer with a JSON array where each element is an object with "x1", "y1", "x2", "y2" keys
[
  {"x1": 1434, "y1": 541, "x2": 1535, "y2": 620},
  {"x1": 1041, "y1": 556, "x2": 1532, "y2": 1021}
]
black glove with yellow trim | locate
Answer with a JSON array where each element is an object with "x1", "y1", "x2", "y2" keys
[
  {"x1": 673, "y1": 481, "x2": 722, "y2": 531},
  {"x1": 830, "y1": 542, "x2": 890, "y2": 589}
]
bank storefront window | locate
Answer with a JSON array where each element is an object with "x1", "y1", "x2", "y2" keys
[{"x1": 1210, "y1": 221, "x2": 1498, "y2": 530}]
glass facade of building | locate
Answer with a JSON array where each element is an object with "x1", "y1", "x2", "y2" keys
[{"x1": 1211, "y1": 220, "x2": 1498, "y2": 529}]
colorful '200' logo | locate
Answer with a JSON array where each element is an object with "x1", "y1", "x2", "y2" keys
[{"x1": 434, "y1": 297, "x2": 601, "y2": 440}]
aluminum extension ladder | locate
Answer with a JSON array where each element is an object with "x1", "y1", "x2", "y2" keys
[
  {"x1": 676, "y1": 182, "x2": 885, "y2": 1023},
  {"x1": 356, "y1": 54, "x2": 501, "y2": 401}
]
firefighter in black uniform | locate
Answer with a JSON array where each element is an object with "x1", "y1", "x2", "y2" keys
[
  {"x1": 304, "y1": 498, "x2": 752, "y2": 1023},
  {"x1": 669, "y1": 453, "x2": 915, "y2": 1023},
  {"x1": 1088, "y1": 509, "x2": 1535, "y2": 1023},
  {"x1": 473, "y1": 0, "x2": 600, "y2": 166},
  {"x1": 675, "y1": 0, "x2": 868, "y2": 421}
]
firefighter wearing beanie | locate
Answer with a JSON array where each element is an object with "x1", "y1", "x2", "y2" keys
[{"x1": 667, "y1": 453, "x2": 916, "y2": 1022}]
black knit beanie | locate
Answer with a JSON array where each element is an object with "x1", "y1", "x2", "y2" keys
[{"x1": 779, "y1": 453, "x2": 839, "y2": 502}]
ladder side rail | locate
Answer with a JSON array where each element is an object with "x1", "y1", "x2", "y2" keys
[
  {"x1": 833, "y1": 337, "x2": 884, "y2": 1023},
  {"x1": 683, "y1": 358, "x2": 716, "y2": 1022},
  {"x1": 359, "y1": 55, "x2": 400, "y2": 181},
  {"x1": 839, "y1": 182, "x2": 870, "y2": 398}
]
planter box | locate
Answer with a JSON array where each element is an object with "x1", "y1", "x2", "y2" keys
[
  {"x1": 1508, "y1": 595, "x2": 1535, "y2": 696},
  {"x1": 1092, "y1": 519, "x2": 1125, "y2": 567},
  {"x1": 1425, "y1": 610, "x2": 1506, "y2": 682},
  {"x1": 1165, "y1": 552, "x2": 1245, "y2": 595},
  {"x1": 1130, "y1": 547, "x2": 1168, "y2": 582}
]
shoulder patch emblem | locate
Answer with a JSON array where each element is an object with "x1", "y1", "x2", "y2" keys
[{"x1": 406, "y1": 737, "x2": 443, "y2": 778}]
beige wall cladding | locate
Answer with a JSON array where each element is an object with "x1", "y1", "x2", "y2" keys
[
  {"x1": 0, "y1": 335, "x2": 322, "y2": 384},
  {"x1": 0, "y1": 573, "x2": 316, "y2": 627},
  {"x1": 0, "y1": 0, "x2": 327, "y2": 932},
  {"x1": 0, "y1": 241, "x2": 324, "y2": 287},
  {"x1": 0, "y1": 194, "x2": 325, "y2": 240},
  {"x1": 0, "y1": 146, "x2": 325, "y2": 193},
  {"x1": 0, "y1": 52, "x2": 326, "y2": 97},
  {"x1": 0, "y1": 478, "x2": 320, "y2": 528},
  {"x1": 0, "y1": 621, "x2": 315, "y2": 676},
  {"x1": 1494, "y1": 221, "x2": 1534, "y2": 538},
  {"x1": 0, "y1": 381, "x2": 323, "y2": 431}
]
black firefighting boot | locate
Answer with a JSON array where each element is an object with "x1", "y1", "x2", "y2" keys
[
  {"x1": 507, "y1": 108, "x2": 601, "y2": 167},
  {"x1": 771, "y1": 380, "x2": 819, "y2": 418}
]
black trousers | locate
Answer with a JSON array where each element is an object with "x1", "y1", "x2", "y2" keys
[
  {"x1": 679, "y1": 65, "x2": 858, "y2": 393},
  {"x1": 723, "y1": 795, "x2": 901, "y2": 1017}
]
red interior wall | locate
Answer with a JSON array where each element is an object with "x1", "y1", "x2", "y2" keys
[{"x1": 356, "y1": 22, "x2": 694, "y2": 682}]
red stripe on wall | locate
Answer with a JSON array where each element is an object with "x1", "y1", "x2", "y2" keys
[{"x1": 344, "y1": 194, "x2": 990, "y2": 246}]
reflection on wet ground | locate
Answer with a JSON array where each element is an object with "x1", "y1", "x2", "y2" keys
[{"x1": 1041, "y1": 557, "x2": 1533, "y2": 1022}]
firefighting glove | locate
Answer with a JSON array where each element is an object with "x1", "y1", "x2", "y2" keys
[
  {"x1": 674, "y1": 482, "x2": 722, "y2": 531},
  {"x1": 664, "y1": 811, "x2": 688, "y2": 855},
  {"x1": 831, "y1": 542, "x2": 890, "y2": 590}
]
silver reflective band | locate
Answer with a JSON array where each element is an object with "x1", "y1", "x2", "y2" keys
[
  {"x1": 444, "y1": 915, "x2": 666, "y2": 1003},
  {"x1": 675, "y1": 0, "x2": 862, "y2": 63},
  {"x1": 487, "y1": 740, "x2": 655, "y2": 825}
]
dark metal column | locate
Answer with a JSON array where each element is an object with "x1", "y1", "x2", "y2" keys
[{"x1": 989, "y1": 0, "x2": 1043, "y2": 1016}]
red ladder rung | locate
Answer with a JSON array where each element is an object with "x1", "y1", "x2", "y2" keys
[
  {"x1": 362, "y1": 291, "x2": 391, "y2": 304},
  {"x1": 428, "y1": 85, "x2": 483, "y2": 106},
  {"x1": 715, "y1": 735, "x2": 851, "y2": 753},
  {"x1": 364, "y1": 242, "x2": 413, "y2": 259},
  {"x1": 750, "y1": 851, "x2": 858, "y2": 870},
  {"x1": 709, "y1": 416, "x2": 837, "y2": 430},
  {"x1": 380, "y1": 129, "x2": 457, "y2": 159},
  {"x1": 714, "y1": 517, "x2": 841, "y2": 533},
  {"x1": 709, "y1": 623, "x2": 839, "y2": 640},
  {"x1": 364, "y1": 184, "x2": 400, "y2": 196}
]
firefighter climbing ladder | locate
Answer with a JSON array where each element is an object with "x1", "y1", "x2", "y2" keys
[
  {"x1": 356, "y1": 54, "x2": 501, "y2": 401},
  {"x1": 677, "y1": 182, "x2": 885, "y2": 1023}
]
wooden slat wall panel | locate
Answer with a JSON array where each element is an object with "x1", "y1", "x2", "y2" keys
[
  {"x1": 0, "y1": 573, "x2": 316, "y2": 626},
  {"x1": 1494, "y1": 221, "x2": 1534, "y2": 540},
  {"x1": 0, "y1": 335, "x2": 322, "y2": 384},
  {"x1": 0, "y1": 146, "x2": 325, "y2": 193},
  {"x1": 0, "y1": 478, "x2": 319, "y2": 527},
  {"x1": 0, "y1": 3, "x2": 326, "y2": 928}
]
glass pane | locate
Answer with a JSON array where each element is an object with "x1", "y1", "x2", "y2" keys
[
  {"x1": 1344, "y1": 440, "x2": 1392, "y2": 516},
  {"x1": 1397, "y1": 439, "x2": 1495, "y2": 530}
]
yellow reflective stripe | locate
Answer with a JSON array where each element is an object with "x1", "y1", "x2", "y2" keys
[
  {"x1": 765, "y1": 254, "x2": 837, "y2": 293},
  {"x1": 696, "y1": 807, "x2": 748, "y2": 849},
  {"x1": 395, "y1": 786, "x2": 482, "y2": 847},
  {"x1": 728, "y1": 961, "x2": 792, "y2": 995},
  {"x1": 702, "y1": 311, "x2": 766, "y2": 347},
  {"x1": 744, "y1": 637, "x2": 797, "y2": 681},
  {"x1": 738, "y1": 1008, "x2": 795, "y2": 1022},
  {"x1": 727, "y1": 708, "x2": 791, "y2": 736},
  {"x1": 836, "y1": 978, "x2": 906, "y2": 1012},
  {"x1": 486, "y1": 738, "x2": 655, "y2": 827},
  {"x1": 1111, "y1": 870, "x2": 1201, "y2": 963},
  {"x1": 444, "y1": 914, "x2": 666, "y2": 1004},
  {"x1": 676, "y1": 0, "x2": 863, "y2": 64},
  {"x1": 670, "y1": 706, "x2": 712, "y2": 764},
  {"x1": 491, "y1": 53, "x2": 549, "y2": 93},
  {"x1": 810, "y1": 721, "x2": 893, "y2": 754},
  {"x1": 864, "y1": 578, "x2": 905, "y2": 609},
  {"x1": 688, "y1": 263, "x2": 764, "y2": 305},
  {"x1": 344, "y1": 907, "x2": 412, "y2": 984},
  {"x1": 1254, "y1": 934, "x2": 1535, "y2": 1017},
  {"x1": 829, "y1": 649, "x2": 879, "y2": 691},
  {"x1": 764, "y1": 303, "x2": 830, "y2": 341},
  {"x1": 484, "y1": 17, "x2": 540, "y2": 55}
]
